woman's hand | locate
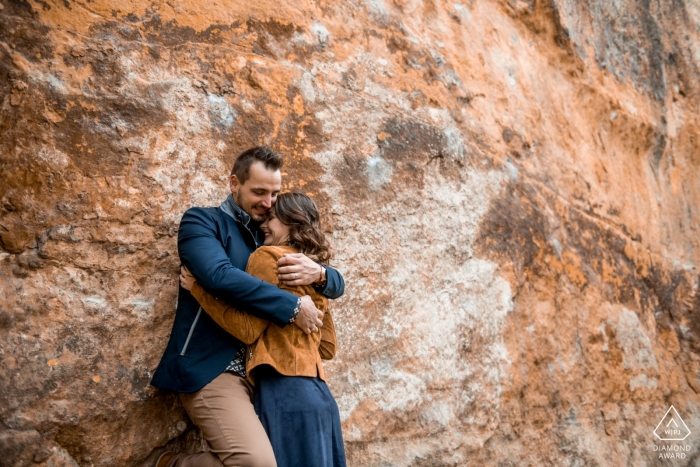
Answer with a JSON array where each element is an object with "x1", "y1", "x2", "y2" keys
[{"x1": 180, "y1": 266, "x2": 196, "y2": 291}]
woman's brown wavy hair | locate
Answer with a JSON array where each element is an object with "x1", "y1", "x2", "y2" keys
[{"x1": 272, "y1": 192, "x2": 333, "y2": 263}]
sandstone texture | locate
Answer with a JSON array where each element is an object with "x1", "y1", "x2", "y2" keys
[{"x1": 1, "y1": 0, "x2": 700, "y2": 465}]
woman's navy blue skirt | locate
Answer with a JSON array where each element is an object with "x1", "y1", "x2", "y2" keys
[{"x1": 254, "y1": 366, "x2": 346, "y2": 467}]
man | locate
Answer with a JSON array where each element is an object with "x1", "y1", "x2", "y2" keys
[{"x1": 151, "y1": 147, "x2": 345, "y2": 467}]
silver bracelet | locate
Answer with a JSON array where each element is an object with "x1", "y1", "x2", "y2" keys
[{"x1": 288, "y1": 297, "x2": 302, "y2": 324}]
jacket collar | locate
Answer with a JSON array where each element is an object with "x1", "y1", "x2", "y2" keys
[
  {"x1": 220, "y1": 194, "x2": 264, "y2": 246},
  {"x1": 220, "y1": 194, "x2": 251, "y2": 226}
]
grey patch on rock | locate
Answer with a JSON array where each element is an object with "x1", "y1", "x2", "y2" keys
[
  {"x1": 365, "y1": 154, "x2": 393, "y2": 189},
  {"x1": 442, "y1": 127, "x2": 465, "y2": 163},
  {"x1": 378, "y1": 118, "x2": 444, "y2": 162},
  {"x1": 207, "y1": 94, "x2": 236, "y2": 129},
  {"x1": 650, "y1": 130, "x2": 667, "y2": 173},
  {"x1": 610, "y1": 308, "x2": 658, "y2": 372},
  {"x1": 298, "y1": 72, "x2": 317, "y2": 103},
  {"x1": 439, "y1": 68, "x2": 463, "y2": 89},
  {"x1": 313, "y1": 22, "x2": 330, "y2": 48}
]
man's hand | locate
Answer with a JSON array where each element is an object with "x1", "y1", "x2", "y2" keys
[
  {"x1": 294, "y1": 295, "x2": 323, "y2": 334},
  {"x1": 278, "y1": 253, "x2": 322, "y2": 287}
]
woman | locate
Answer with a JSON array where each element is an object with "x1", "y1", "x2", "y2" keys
[{"x1": 179, "y1": 192, "x2": 346, "y2": 467}]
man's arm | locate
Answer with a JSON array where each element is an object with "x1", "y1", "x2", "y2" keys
[
  {"x1": 246, "y1": 248, "x2": 326, "y2": 334},
  {"x1": 317, "y1": 265, "x2": 344, "y2": 300},
  {"x1": 178, "y1": 208, "x2": 298, "y2": 327},
  {"x1": 277, "y1": 254, "x2": 345, "y2": 299}
]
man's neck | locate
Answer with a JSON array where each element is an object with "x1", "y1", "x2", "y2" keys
[{"x1": 223, "y1": 194, "x2": 260, "y2": 228}]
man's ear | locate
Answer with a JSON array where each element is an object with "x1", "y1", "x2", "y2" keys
[{"x1": 229, "y1": 174, "x2": 239, "y2": 195}]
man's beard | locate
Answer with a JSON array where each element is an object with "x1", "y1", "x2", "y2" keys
[
  {"x1": 249, "y1": 210, "x2": 266, "y2": 222},
  {"x1": 234, "y1": 193, "x2": 267, "y2": 222}
]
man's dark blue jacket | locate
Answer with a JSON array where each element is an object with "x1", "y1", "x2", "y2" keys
[{"x1": 151, "y1": 195, "x2": 345, "y2": 393}]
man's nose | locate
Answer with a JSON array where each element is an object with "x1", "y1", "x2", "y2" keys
[{"x1": 261, "y1": 195, "x2": 272, "y2": 208}]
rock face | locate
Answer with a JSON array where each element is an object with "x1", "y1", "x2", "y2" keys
[{"x1": 1, "y1": 0, "x2": 699, "y2": 465}]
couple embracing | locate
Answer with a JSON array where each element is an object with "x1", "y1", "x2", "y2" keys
[{"x1": 150, "y1": 147, "x2": 347, "y2": 467}]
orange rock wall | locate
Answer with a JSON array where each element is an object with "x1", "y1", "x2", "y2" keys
[{"x1": 1, "y1": 0, "x2": 699, "y2": 465}]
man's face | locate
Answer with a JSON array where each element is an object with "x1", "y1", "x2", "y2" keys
[{"x1": 230, "y1": 161, "x2": 282, "y2": 222}]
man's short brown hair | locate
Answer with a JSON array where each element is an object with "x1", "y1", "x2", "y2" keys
[{"x1": 231, "y1": 146, "x2": 284, "y2": 184}]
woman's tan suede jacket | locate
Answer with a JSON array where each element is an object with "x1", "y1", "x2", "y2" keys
[{"x1": 190, "y1": 245, "x2": 336, "y2": 385}]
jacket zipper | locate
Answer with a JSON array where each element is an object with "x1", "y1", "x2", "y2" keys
[
  {"x1": 180, "y1": 306, "x2": 203, "y2": 356},
  {"x1": 242, "y1": 222, "x2": 259, "y2": 248},
  {"x1": 243, "y1": 223, "x2": 259, "y2": 364}
]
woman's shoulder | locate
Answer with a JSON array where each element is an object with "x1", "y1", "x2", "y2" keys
[
  {"x1": 246, "y1": 246, "x2": 298, "y2": 282},
  {"x1": 250, "y1": 245, "x2": 299, "y2": 262}
]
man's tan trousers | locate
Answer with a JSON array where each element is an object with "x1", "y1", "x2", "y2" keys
[{"x1": 164, "y1": 372, "x2": 277, "y2": 467}]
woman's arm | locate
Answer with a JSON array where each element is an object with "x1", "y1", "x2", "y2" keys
[
  {"x1": 180, "y1": 266, "x2": 268, "y2": 344},
  {"x1": 189, "y1": 282, "x2": 269, "y2": 345},
  {"x1": 319, "y1": 309, "x2": 336, "y2": 360},
  {"x1": 187, "y1": 248, "x2": 301, "y2": 344}
]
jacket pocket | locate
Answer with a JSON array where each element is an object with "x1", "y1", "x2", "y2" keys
[{"x1": 180, "y1": 307, "x2": 203, "y2": 356}]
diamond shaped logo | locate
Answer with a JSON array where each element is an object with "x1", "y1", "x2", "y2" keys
[{"x1": 654, "y1": 406, "x2": 691, "y2": 441}]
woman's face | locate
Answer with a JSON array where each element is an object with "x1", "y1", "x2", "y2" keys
[{"x1": 260, "y1": 209, "x2": 291, "y2": 246}]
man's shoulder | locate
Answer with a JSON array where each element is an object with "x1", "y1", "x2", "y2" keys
[
  {"x1": 177, "y1": 206, "x2": 238, "y2": 240},
  {"x1": 182, "y1": 205, "x2": 220, "y2": 217},
  {"x1": 179, "y1": 206, "x2": 227, "y2": 225}
]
